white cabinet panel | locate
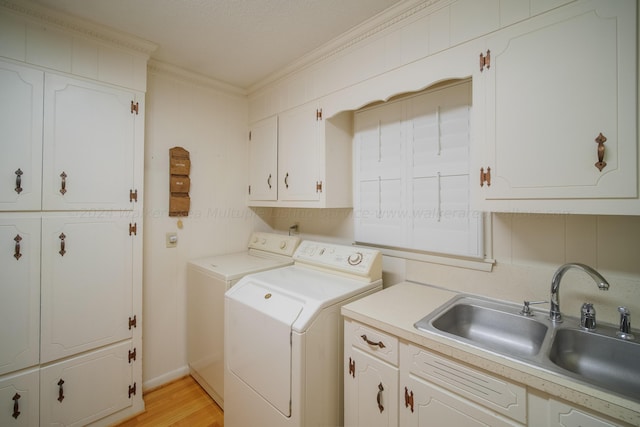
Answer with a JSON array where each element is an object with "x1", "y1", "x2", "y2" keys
[
  {"x1": 473, "y1": 0, "x2": 638, "y2": 214},
  {"x1": 547, "y1": 399, "x2": 626, "y2": 427},
  {"x1": 248, "y1": 116, "x2": 278, "y2": 202},
  {"x1": 42, "y1": 74, "x2": 139, "y2": 211},
  {"x1": 0, "y1": 368, "x2": 39, "y2": 427},
  {"x1": 40, "y1": 215, "x2": 134, "y2": 363},
  {"x1": 0, "y1": 60, "x2": 43, "y2": 211},
  {"x1": 0, "y1": 217, "x2": 40, "y2": 376},
  {"x1": 39, "y1": 341, "x2": 133, "y2": 427}
]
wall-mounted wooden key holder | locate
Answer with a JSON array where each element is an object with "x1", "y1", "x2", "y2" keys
[{"x1": 169, "y1": 147, "x2": 191, "y2": 216}]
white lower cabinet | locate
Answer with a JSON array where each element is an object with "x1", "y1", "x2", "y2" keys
[
  {"x1": 0, "y1": 368, "x2": 39, "y2": 427},
  {"x1": 39, "y1": 341, "x2": 134, "y2": 427},
  {"x1": 344, "y1": 318, "x2": 632, "y2": 427}
]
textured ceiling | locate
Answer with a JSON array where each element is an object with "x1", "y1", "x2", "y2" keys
[{"x1": 26, "y1": 0, "x2": 403, "y2": 89}]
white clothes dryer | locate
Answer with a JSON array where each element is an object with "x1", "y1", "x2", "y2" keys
[
  {"x1": 186, "y1": 232, "x2": 300, "y2": 408},
  {"x1": 224, "y1": 240, "x2": 383, "y2": 427}
]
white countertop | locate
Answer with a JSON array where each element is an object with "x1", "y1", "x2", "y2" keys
[{"x1": 341, "y1": 281, "x2": 640, "y2": 426}]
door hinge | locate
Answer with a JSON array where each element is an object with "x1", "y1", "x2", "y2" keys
[
  {"x1": 131, "y1": 101, "x2": 139, "y2": 115},
  {"x1": 128, "y1": 383, "x2": 137, "y2": 398},
  {"x1": 479, "y1": 49, "x2": 491, "y2": 72},
  {"x1": 130, "y1": 189, "x2": 138, "y2": 202},
  {"x1": 348, "y1": 357, "x2": 356, "y2": 378},
  {"x1": 316, "y1": 181, "x2": 323, "y2": 193},
  {"x1": 129, "y1": 315, "x2": 137, "y2": 330},
  {"x1": 480, "y1": 167, "x2": 491, "y2": 187},
  {"x1": 316, "y1": 108, "x2": 323, "y2": 121},
  {"x1": 129, "y1": 223, "x2": 137, "y2": 236},
  {"x1": 128, "y1": 348, "x2": 137, "y2": 363}
]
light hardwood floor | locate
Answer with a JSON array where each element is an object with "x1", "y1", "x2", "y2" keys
[{"x1": 114, "y1": 376, "x2": 223, "y2": 427}]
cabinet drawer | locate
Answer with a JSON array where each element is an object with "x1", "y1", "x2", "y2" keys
[
  {"x1": 346, "y1": 319, "x2": 398, "y2": 366},
  {"x1": 404, "y1": 344, "x2": 527, "y2": 424}
]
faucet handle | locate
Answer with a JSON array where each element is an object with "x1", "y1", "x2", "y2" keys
[
  {"x1": 520, "y1": 300, "x2": 547, "y2": 317},
  {"x1": 580, "y1": 302, "x2": 597, "y2": 330},
  {"x1": 617, "y1": 306, "x2": 635, "y2": 340}
]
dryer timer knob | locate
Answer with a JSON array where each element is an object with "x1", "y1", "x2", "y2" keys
[
  {"x1": 348, "y1": 252, "x2": 363, "y2": 266},
  {"x1": 280, "y1": 241, "x2": 287, "y2": 249}
]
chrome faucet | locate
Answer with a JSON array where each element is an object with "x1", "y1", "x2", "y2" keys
[{"x1": 549, "y1": 263, "x2": 610, "y2": 324}]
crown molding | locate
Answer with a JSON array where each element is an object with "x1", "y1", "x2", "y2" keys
[
  {"x1": 147, "y1": 59, "x2": 247, "y2": 97},
  {"x1": 247, "y1": 0, "x2": 452, "y2": 94},
  {"x1": 0, "y1": 0, "x2": 157, "y2": 57}
]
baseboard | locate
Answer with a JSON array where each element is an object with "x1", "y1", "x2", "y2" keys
[{"x1": 143, "y1": 365, "x2": 190, "y2": 392}]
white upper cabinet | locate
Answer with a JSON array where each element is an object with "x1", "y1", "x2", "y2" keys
[
  {"x1": 473, "y1": 0, "x2": 638, "y2": 214},
  {"x1": 42, "y1": 74, "x2": 141, "y2": 211},
  {"x1": 248, "y1": 102, "x2": 352, "y2": 208},
  {"x1": 0, "y1": 60, "x2": 43, "y2": 211},
  {"x1": 248, "y1": 116, "x2": 278, "y2": 202}
]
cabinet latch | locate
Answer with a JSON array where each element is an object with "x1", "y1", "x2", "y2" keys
[
  {"x1": 479, "y1": 49, "x2": 491, "y2": 72},
  {"x1": 316, "y1": 108, "x2": 323, "y2": 121},
  {"x1": 128, "y1": 383, "x2": 137, "y2": 398},
  {"x1": 129, "y1": 223, "x2": 137, "y2": 236},
  {"x1": 480, "y1": 167, "x2": 491, "y2": 187},
  {"x1": 131, "y1": 101, "x2": 139, "y2": 115},
  {"x1": 316, "y1": 181, "x2": 323, "y2": 193},
  {"x1": 128, "y1": 348, "x2": 137, "y2": 363},
  {"x1": 130, "y1": 189, "x2": 138, "y2": 202},
  {"x1": 129, "y1": 315, "x2": 137, "y2": 330}
]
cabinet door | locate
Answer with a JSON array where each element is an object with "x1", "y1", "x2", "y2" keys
[
  {"x1": 42, "y1": 74, "x2": 139, "y2": 211},
  {"x1": 547, "y1": 399, "x2": 625, "y2": 427},
  {"x1": 40, "y1": 214, "x2": 134, "y2": 363},
  {"x1": 0, "y1": 368, "x2": 39, "y2": 427},
  {"x1": 0, "y1": 217, "x2": 40, "y2": 376},
  {"x1": 474, "y1": 0, "x2": 637, "y2": 211},
  {"x1": 344, "y1": 348, "x2": 398, "y2": 427},
  {"x1": 40, "y1": 341, "x2": 134, "y2": 427},
  {"x1": 0, "y1": 61, "x2": 43, "y2": 211},
  {"x1": 248, "y1": 116, "x2": 278, "y2": 202},
  {"x1": 401, "y1": 375, "x2": 523, "y2": 427},
  {"x1": 278, "y1": 103, "x2": 321, "y2": 201}
]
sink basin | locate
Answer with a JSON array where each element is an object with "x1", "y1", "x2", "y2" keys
[
  {"x1": 549, "y1": 328, "x2": 640, "y2": 398},
  {"x1": 415, "y1": 296, "x2": 549, "y2": 359}
]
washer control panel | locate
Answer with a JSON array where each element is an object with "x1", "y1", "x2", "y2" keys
[
  {"x1": 293, "y1": 241, "x2": 382, "y2": 281},
  {"x1": 247, "y1": 232, "x2": 300, "y2": 256}
]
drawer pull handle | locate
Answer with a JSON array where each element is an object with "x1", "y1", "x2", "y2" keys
[
  {"x1": 57, "y1": 379, "x2": 65, "y2": 402},
  {"x1": 361, "y1": 334, "x2": 386, "y2": 349},
  {"x1": 14, "y1": 234, "x2": 22, "y2": 260},
  {"x1": 348, "y1": 357, "x2": 356, "y2": 378},
  {"x1": 405, "y1": 387, "x2": 414, "y2": 413},
  {"x1": 595, "y1": 132, "x2": 607, "y2": 171},
  {"x1": 376, "y1": 382, "x2": 384, "y2": 413},
  {"x1": 12, "y1": 393, "x2": 21, "y2": 419},
  {"x1": 59, "y1": 233, "x2": 66, "y2": 256},
  {"x1": 59, "y1": 172, "x2": 67, "y2": 195},
  {"x1": 284, "y1": 172, "x2": 289, "y2": 189},
  {"x1": 15, "y1": 168, "x2": 23, "y2": 194},
  {"x1": 267, "y1": 174, "x2": 272, "y2": 189}
]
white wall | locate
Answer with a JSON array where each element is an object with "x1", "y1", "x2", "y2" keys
[{"x1": 142, "y1": 66, "x2": 267, "y2": 389}]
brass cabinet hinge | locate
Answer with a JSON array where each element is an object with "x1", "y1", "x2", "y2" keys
[
  {"x1": 348, "y1": 357, "x2": 356, "y2": 378},
  {"x1": 128, "y1": 383, "x2": 137, "y2": 398},
  {"x1": 316, "y1": 108, "x2": 323, "y2": 121},
  {"x1": 129, "y1": 223, "x2": 137, "y2": 236},
  {"x1": 316, "y1": 181, "x2": 323, "y2": 193},
  {"x1": 129, "y1": 315, "x2": 137, "y2": 330},
  {"x1": 479, "y1": 50, "x2": 491, "y2": 72},
  {"x1": 130, "y1": 189, "x2": 138, "y2": 202},
  {"x1": 480, "y1": 167, "x2": 491, "y2": 187},
  {"x1": 131, "y1": 101, "x2": 139, "y2": 115},
  {"x1": 128, "y1": 348, "x2": 137, "y2": 363}
]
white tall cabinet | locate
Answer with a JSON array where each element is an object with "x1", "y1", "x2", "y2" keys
[{"x1": 0, "y1": 4, "x2": 149, "y2": 424}]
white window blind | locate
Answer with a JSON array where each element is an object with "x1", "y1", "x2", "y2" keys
[{"x1": 354, "y1": 80, "x2": 483, "y2": 258}]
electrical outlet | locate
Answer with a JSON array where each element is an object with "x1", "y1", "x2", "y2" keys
[{"x1": 166, "y1": 232, "x2": 178, "y2": 248}]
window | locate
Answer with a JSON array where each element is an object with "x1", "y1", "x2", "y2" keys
[{"x1": 354, "y1": 80, "x2": 484, "y2": 259}]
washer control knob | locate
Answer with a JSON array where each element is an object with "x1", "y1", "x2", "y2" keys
[
  {"x1": 280, "y1": 241, "x2": 287, "y2": 250},
  {"x1": 348, "y1": 252, "x2": 363, "y2": 266}
]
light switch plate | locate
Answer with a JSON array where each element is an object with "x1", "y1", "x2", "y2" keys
[{"x1": 166, "y1": 232, "x2": 178, "y2": 248}]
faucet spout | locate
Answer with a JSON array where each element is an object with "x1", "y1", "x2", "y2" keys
[{"x1": 549, "y1": 263, "x2": 610, "y2": 323}]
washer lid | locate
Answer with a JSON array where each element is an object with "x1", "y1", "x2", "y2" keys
[{"x1": 188, "y1": 252, "x2": 293, "y2": 281}]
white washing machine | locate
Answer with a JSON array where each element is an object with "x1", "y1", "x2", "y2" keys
[
  {"x1": 224, "y1": 240, "x2": 383, "y2": 427},
  {"x1": 186, "y1": 231, "x2": 300, "y2": 409}
]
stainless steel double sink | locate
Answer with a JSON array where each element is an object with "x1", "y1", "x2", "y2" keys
[{"x1": 414, "y1": 294, "x2": 640, "y2": 402}]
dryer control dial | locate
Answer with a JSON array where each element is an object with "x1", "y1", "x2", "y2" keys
[{"x1": 347, "y1": 252, "x2": 363, "y2": 266}]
